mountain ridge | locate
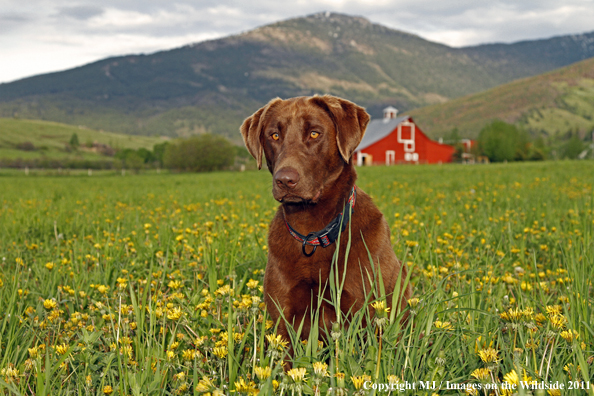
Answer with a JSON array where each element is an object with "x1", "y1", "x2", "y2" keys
[
  {"x1": 409, "y1": 57, "x2": 594, "y2": 139},
  {"x1": 1, "y1": 12, "x2": 593, "y2": 140}
]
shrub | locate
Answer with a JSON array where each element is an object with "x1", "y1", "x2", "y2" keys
[
  {"x1": 16, "y1": 141, "x2": 36, "y2": 151},
  {"x1": 560, "y1": 135, "x2": 585, "y2": 159},
  {"x1": 478, "y1": 121, "x2": 530, "y2": 162},
  {"x1": 163, "y1": 134, "x2": 234, "y2": 172}
]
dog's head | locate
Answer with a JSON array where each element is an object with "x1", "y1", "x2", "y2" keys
[{"x1": 240, "y1": 95, "x2": 369, "y2": 204}]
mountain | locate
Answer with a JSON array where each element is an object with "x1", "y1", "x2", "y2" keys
[
  {"x1": 408, "y1": 57, "x2": 594, "y2": 139},
  {"x1": 0, "y1": 12, "x2": 593, "y2": 140}
]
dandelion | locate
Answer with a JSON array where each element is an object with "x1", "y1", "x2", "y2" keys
[
  {"x1": 312, "y1": 361, "x2": 328, "y2": 377},
  {"x1": 55, "y1": 343, "x2": 69, "y2": 355},
  {"x1": 96, "y1": 285, "x2": 109, "y2": 294},
  {"x1": 470, "y1": 368, "x2": 490, "y2": 381},
  {"x1": 45, "y1": 262, "x2": 54, "y2": 270},
  {"x1": 214, "y1": 284, "x2": 232, "y2": 297},
  {"x1": 371, "y1": 300, "x2": 389, "y2": 317},
  {"x1": 287, "y1": 367, "x2": 307, "y2": 382},
  {"x1": 43, "y1": 299, "x2": 57, "y2": 310},
  {"x1": 535, "y1": 313, "x2": 546, "y2": 326},
  {"x1": 168, "y1": 280, "x2": 182, "y2": 289},
  {"x1": 195, "y1": 377, "x2": 215, "y2": 393},
  {"x1": 477, "y1": 348, "x2": 499, "y2": 364},
  {"x1": 335, "y1": 372, "x2": 346, "y2": 388},
  {"x1": 546, "y1": 305, "x2": 562, "y2": 316},
  {"x1": 28, "y1": 346, "x2": 39, "y2": 359},
  {"x1": 167, "y1": 306, "x2": 183, "y2": 321},
  {"x1": 560, "y1": 329, "x2": 579, "y2": 342},
  {"x1": 266, "y1": 334, "x2": 288, "y2": 352},
  {"x1": 465, "y1": 388, "x2": 479, "y2": 396},
  {"x1": 407, "y1": 297, "x2": 419, "y2": 308},
  {"x1": 386, "y1": 375, "x2": 400, "y2": 387},
  {"x1": 434, "y1": 320, "x2": 453, "y2": 330},
  {"x1": 182, "y1": 349, "x2": 196, "y2": 361},
  {"x1": 254, "y1": 366, "x2": 271, "y2": 381},
  {"x1": 550, "y1": 315, "x2": 567, "y2": 330},
  {"x1": 1, "y1": 364, "x2": 19, "y2": 383},
  {"x1": 246, "y1": 279, "x2": 259, "y2": 290},
  {"x1": 234, "y1": 378, "x2": 258, "y2": 394},
  {"x1": 500, "y1": 307, "x2": 523, "y2": 322},
  {"x1": 212, "y1": 346, "x2": 228, "y2": 359},
  {"x1": 351, "y1": 375, "x2": 370, "y2": 390},
  {"x1": 502, "y1": 370, "x2": 519, "y2": 387}
]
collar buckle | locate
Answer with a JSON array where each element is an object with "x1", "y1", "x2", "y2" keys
[{"x1": 302, "y1": 233, "x2": 319, "y2": 257}]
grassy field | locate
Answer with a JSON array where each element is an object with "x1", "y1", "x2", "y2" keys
[
  {"x1": 0, "y1": 118, "x2": 164, "y2": 162},
  {"x1": 0, "y1": 161, "x2": 593, "y2": 395}
]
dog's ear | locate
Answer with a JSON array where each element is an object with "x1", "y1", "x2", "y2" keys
[
  {"x1": 240, "y1": 98, "x2": 282, "y2": 169},
  {"x1": 309, "y1": 95, "x2": 370, "y2": 163}
]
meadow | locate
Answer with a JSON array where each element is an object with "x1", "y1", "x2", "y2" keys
[{"x1": 0, "y1": 161, "x2": 593, "y2": 395}]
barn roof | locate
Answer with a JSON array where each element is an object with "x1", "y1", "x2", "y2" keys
[{"x1": 356, "y1": 116, "x2": 409, "y2": 151}]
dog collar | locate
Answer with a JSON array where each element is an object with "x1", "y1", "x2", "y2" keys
[{"x1": 283, "y1": 186, "x2": 357, "y2": 257}]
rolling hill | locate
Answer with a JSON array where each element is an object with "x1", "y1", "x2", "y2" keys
[
  {"x1": 408, "y1": 57, "x2": 594, "y2": 139},
  {"x1": 0, "y1": 118, "x2": 163, "y2": 162},
  {"x1": 0, "y1": 12, "x2": 593, "y2": 140}
]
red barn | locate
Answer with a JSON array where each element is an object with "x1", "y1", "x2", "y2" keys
[{"x1": 354, "y1": 107, "x2": 455, "y2": 165}]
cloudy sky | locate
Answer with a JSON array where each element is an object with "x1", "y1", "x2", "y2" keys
[{"x1": 1, "y1": 0, "x2": 593, "y2": 83}]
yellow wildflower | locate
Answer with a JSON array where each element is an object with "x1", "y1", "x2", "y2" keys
[
  {"x1": 254, "y1": 366, "x2": 271, "y2": 381},
  {"x1": 287, "y1": 367, "x2": 307, "y2": 382},
  {"x1": 43, "y1": 299, "x2": 57, "y2": 310},
  {"x1": 477, "y1": 348, "x2": 499, "y2": 364}
]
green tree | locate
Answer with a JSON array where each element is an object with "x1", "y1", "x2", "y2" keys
[
  {"x1": 163, "y1": 134, "x2": 234, "y2": 172},
  {"x1": 478, "y1": 121, "x2": 530, "y2": 162},
  {"x1": 124, "y1": 151, "x2": 144, "y2": 173},
  {"x1": 136, "y1": 148, "x2": 155, "y2": 164},
  {"x1": 561, "y1": 135, "x2": 585, "y2": 159},
  {"x1": 444, "y1": 127, "x2": 461, "y2": 145},
  {"x1": 69, "y1": 133, "x2": 80, "y2": 148},
  {"x1": 153, "y1": 142, "x2": 169, "y2": 167}
]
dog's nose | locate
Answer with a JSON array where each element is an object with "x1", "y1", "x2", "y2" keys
[{"x1": 274, "y1": 167, "x2": 300, "y2": 189}]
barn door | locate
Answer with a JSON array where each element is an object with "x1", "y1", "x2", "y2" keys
[{"x1": 386, "y1": 150, "x2": 395, "y2": 165}]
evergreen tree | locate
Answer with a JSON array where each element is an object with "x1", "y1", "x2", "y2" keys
[{"x1": 69, "y1": 133, "x2": 80, "y2": 148}]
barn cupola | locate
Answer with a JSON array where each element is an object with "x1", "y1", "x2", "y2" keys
[{"x1": 383, "y1": 106, "x2": 398, "y2": 120}]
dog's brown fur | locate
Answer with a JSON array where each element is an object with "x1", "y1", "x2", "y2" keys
[{"x1": 240, "y1": 95, "x2": 412, "y2": 351}]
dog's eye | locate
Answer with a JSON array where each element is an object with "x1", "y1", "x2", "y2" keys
[
  {"x1": 271, "y1": 133, "x2": 279, "y2": 141},
  {"x1": 310, "y1": 131, "x2": 320, "y2": 139}
]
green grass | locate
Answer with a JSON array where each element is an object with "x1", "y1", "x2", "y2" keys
[
  {"x1": 0, "y1": 117, "x2": 165, "y2": 162},
  {"x1": 0, "y1": 161, "x2": 593, "y2": 395}
]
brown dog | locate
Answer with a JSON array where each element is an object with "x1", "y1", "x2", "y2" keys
[{"x1": 240, "y1": 95, "x2": 412, "y2": 351}]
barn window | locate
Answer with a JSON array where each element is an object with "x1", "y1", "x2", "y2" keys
[
  {"x1": 397, "y1": 120, "x2": 415, "y2": 152},
  {"x1": 404, "y1": 152, "x2": 419, "y2": 162}
]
